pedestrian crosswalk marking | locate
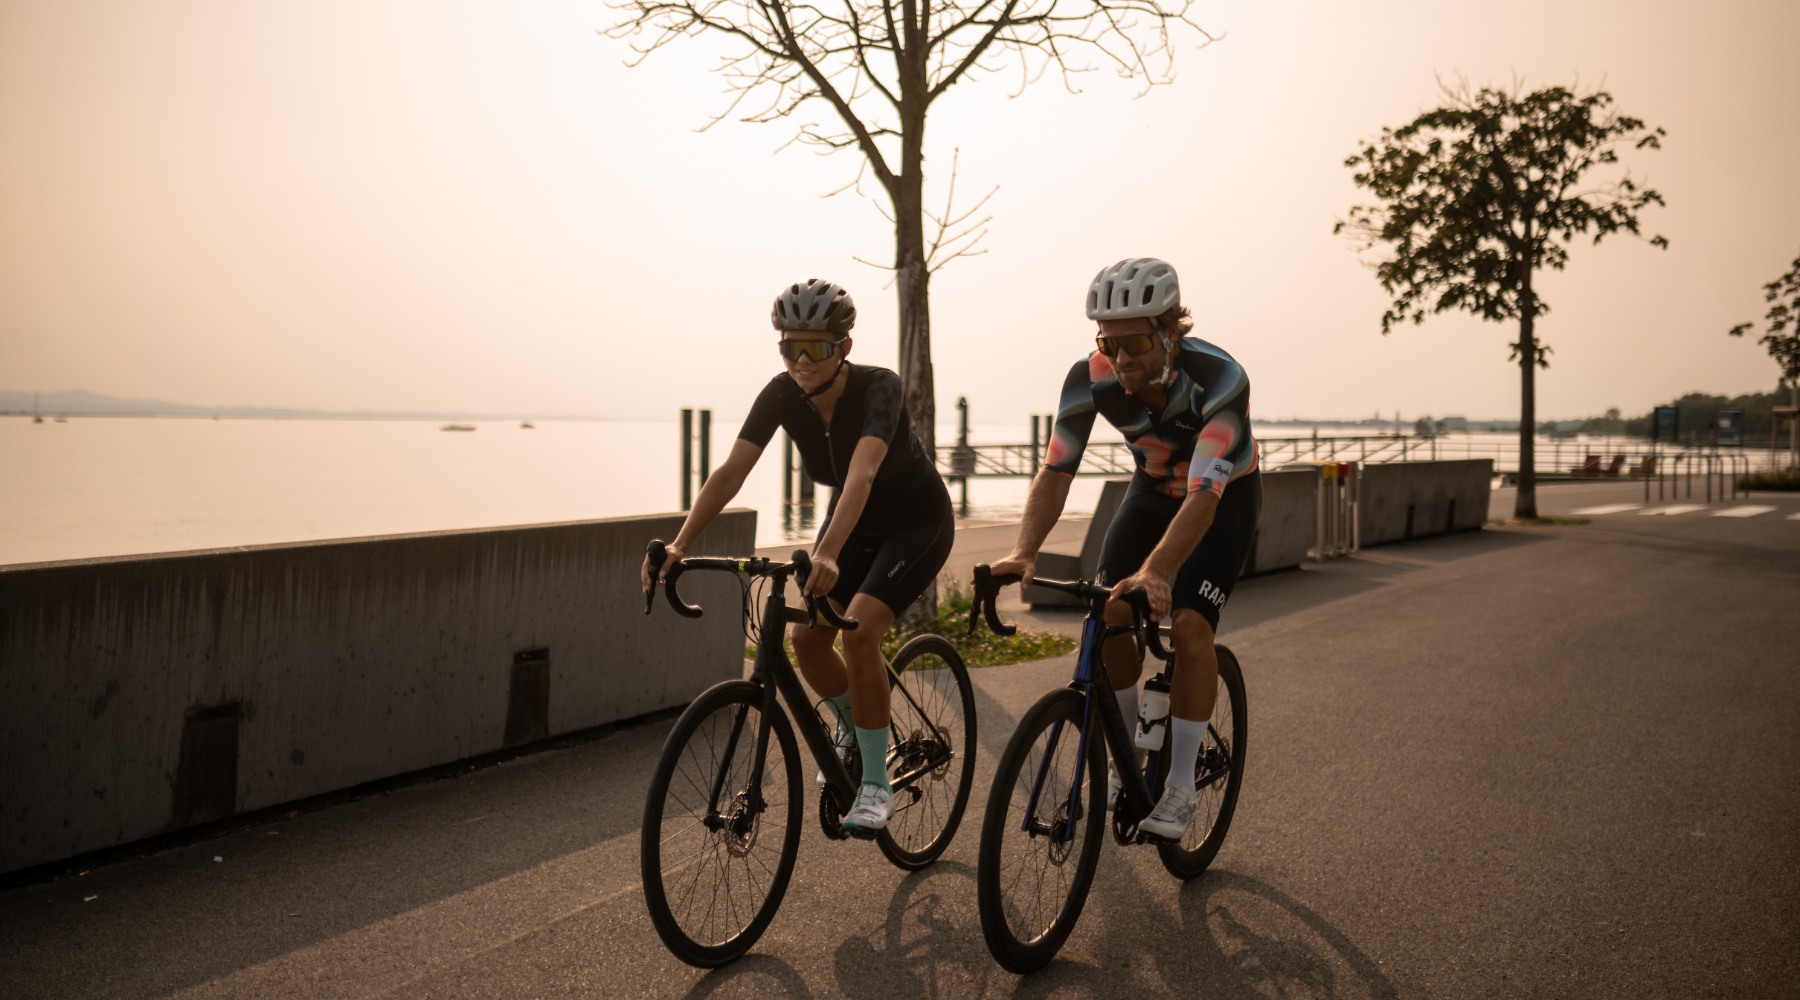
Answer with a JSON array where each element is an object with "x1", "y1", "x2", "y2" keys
[
  {"x1": 1714, "y1": 506, "x2": 1777, "y2": 518},
  {"x1": 1572, "y1": 504, "x2": 1644, "y2": 515},
  {"x1": 1640, "y1": 505, "x2": 1707, "y2": 516}
]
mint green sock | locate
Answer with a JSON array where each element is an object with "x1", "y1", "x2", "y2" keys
[
  {"x1": 855, "y1": 725, "x2": 891, "y2": 792},
  {"x1": 826, "y1": 691, "x2": 854, "y2": 735}
]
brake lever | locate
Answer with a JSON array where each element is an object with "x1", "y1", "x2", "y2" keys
[{"x1": 644, "y1": 540, "x2": 667, "y2": 616}]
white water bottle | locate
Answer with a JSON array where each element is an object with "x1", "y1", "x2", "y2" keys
[{"x1": 1135, "y1": 677, "x2": 1171, "y2": 751}]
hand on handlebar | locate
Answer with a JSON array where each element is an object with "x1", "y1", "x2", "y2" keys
[
  {"x1": 801, "y1": 552, "x2": 839, "y2": 599},
  {"x1": 641, "y1": 540, "x2": 687, "y2": 595},
  {"x1": 985, "y1": 553, "x2": 1036, "y2": 591},
  {"x1": 1109, "y1": 570, "x2": 1171, "y2": 621}
]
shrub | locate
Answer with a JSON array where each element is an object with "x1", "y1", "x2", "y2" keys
[{"x1": 1739, "y1": 467, "x2": 1800, "y2": 491}]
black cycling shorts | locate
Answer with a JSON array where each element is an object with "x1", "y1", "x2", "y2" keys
[
  {"x1": 1095, "y1": 470, "x2": 1263, "y2": 629},
  {"x1": 814, "y1": 509, "x2": 955, "y2": 619}
]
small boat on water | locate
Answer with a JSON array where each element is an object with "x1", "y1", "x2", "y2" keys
[
  {"x1": 440, "y1": 423, "x2": 476, "y2": 432},
  {"x1": 520, "y1": 421, "x2": 534, "y2": 429}
]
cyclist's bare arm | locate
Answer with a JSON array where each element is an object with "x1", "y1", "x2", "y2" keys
[
  {"x1": 1142, "y1": 488, "x2": 1219, "y2": 581},
  {"x1": 1108, "y1": 488, "x2": 1219, "y2": 618},
  {"x1": 641, "y1": 438, "x2": 763, "y2": 592},
  {"x1": 805, "y1": 434, "x2": 887, "y2": 598},
  {"x1": 991, "y1": 468, "x2": 1074, "y2": 588}
]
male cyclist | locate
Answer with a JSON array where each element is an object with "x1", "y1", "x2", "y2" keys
[
  {"x1": 987, "y1": 257, "x2": 1261, "y2": 840},
  {"x1": 642, "y1": 279, "x2": 954, "y2": 833}
]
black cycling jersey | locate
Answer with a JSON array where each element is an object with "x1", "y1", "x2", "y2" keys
[
  {"x1": 738, "y1": 362, "x2": 951, "y2": 533},
  {"x1": 1045, "y1": 336, "x2": 1259, "y2": 498}
]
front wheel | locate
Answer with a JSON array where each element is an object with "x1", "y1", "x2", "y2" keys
[
  {"x1": 977, "y1": 687, "x2": 1107, "y2": 975},
  {"x1": 1157, "y1": 643, "x2": 1247, "y2": 880},
  {"x1": 641, "y1": 681, "x2": 802, "y2": 968},
  {"x1": 877, "y1": 634, "x2": 977, "y2": 870}
]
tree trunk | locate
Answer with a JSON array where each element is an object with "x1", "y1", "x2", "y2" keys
[
  {"x1": 894, "y1": 63, "x2": 938, "y2": 625},
  {"x1": 1514, "y1": 266, "x2": 1539, "y2": 520}
]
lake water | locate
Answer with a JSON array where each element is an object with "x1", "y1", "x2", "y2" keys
[
  {"x1": 0, "y1": 415, "x2": 1111, "y2": 566},
  {"x1": 4, "y1": 415, "x2": 1727, "y2": 567}
]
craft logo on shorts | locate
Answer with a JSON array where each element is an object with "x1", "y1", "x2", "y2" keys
[{"x1": 887, "y1": 559, "x2": 908, "y2": 579}]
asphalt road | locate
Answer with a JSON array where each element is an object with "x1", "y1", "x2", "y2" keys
[{"x1": 2, "y1": 481, "x2": 1796, "y2": 998}]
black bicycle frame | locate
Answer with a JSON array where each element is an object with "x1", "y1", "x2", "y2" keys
[
  {"x1": 661, "y1": 553, "x2": 943, "y2": 823},
  {"x1": 1023, "y1": 608, "x2": 1168, "y2": 842}
]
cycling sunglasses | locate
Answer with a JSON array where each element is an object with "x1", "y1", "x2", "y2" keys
[
  {"x1": 1095, "y1": 332, "x2": 1158, "y2": 357},
  {"x1": 778, "y1": 337, "x2": 847, "y2": 363}
]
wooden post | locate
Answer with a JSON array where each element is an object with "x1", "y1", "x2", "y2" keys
[
  {"x1": 680, "y1": 409, "x2": 693, "y2": 510},
  {"x1": 698, "y1": 409, "x2": 711, "y2": 488}
]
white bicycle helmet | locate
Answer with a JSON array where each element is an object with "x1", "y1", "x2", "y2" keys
[
  {"x1": 771, "y1": 279, "x2": 857, "y2": 335},
  {"x1": 1085, "y1": 258, "x2": 1180, "y2": 322}
]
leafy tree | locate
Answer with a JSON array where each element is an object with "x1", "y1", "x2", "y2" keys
[
  {"x1": 1335, "y1": 82, "x2": 1667, "y2": 518},
  {"x1": 606, "y1": 0, "x2": 1215, "y2": 460},
  {"x1": 1728, "y1": 251, "x2": 1800, "y2": 393}
]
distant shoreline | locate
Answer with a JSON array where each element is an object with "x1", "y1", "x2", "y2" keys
[{"x1": 3, "y1": 410, "x2": 1532, "y2": 433}]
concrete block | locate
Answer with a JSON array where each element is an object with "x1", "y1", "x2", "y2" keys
[
  {"x1": 0, "y1": 510, "x2": 754, "y2": 875},
  {"x1": 1358, "y1": 460, "x2": 1493, "y2": 546}
]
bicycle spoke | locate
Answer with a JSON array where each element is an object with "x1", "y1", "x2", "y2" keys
[{"x1": 644, "y1": 686, "x2": 802, "y2": 963}]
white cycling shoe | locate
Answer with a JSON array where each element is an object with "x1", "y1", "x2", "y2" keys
[
  {"x1": 841, "y1": 783, "x2": 894, "y2": 831},
  {"x1": 1138, "y1": 784, "x2": 1197, "y2": 841}
]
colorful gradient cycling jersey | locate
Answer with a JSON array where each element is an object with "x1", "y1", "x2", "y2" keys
[
  {"x1": 1044, "y1": 337, "x2": 1259, "y2": 498},
  {"x1": 738, "y1": 363, "x2": 951, "y2": 531}
]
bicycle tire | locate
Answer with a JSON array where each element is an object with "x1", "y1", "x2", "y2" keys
[
  {"x1": 977, "y1": 687, "x2": 1107, "y2": 974},
  {"x1": 1157, "y1": 644, "x2": 1247, "y2": 880},
  {"x1": 876, "y1": 634, "x2": 977, "y2": 870},
  {"x1": 641, "y1": 680, "x2": 803, "y2": 968}
]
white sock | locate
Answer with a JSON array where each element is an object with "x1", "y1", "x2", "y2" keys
[{"x1": 1166, "y1": 716, "x2": 1209, "y2": 792}]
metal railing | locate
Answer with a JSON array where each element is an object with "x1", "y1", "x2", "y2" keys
[
  {"x1": 934, "y1": 434, "x2": 1790, "y2": 481},
  {"x1": 1649, "y1": 451, "x2": 1751, "y2": 503}
]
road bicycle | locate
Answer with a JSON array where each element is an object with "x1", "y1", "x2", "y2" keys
[
  {"x1": 638, "y1": 541, "x2": 977, "y2": 967},
  {"x1": 967, "y1": 565, "x2": 1247, "y2": 974}
]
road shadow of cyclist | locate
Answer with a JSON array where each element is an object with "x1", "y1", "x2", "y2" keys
[
  {"x1": 828, "y1": 859, "x2": 1015, "y2": 998},
  {"x1": 678, "y1": 953, "x2": 813, "y2": 1000},
  {"x1": 1165, "y1": 869, "x2": 1400, "y2": 999},
  {"x1": 676, "y1": 860, "x2": 1002, "y2": 999},
  {"x1": 979, "y1": 863, "x2": 1398, "y2": 997}
]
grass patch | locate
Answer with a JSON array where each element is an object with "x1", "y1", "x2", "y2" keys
[
  {"x1": 744, "y1": 576, "x2": 1076, "y2": 668},
  {"x1": 1739, "y1": 467, "x2": 1800, "y2": 491},
  {"x1": 885, "y1": 578, "x2": 1076, "y2": 668}
]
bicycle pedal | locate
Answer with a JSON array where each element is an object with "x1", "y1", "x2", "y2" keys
[{"x1": 842, "y1": 825, "x2": 881, "y2": 841}]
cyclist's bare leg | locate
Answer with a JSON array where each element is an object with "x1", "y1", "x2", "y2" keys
[
  {"x1": 1167, "y1": 610, "x2": 1218, "y2": 722},
  {"x1": 1100, "y1": 598, "x2": 1145, "y2": 691},
  {"x1": 838, "y1": 593, "x2": 894, "y2": 731},
  {"x1": 790, "y1": 620, "x2": 849, "y2": 703}
]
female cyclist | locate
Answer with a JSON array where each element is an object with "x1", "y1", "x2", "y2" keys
[{"x1": 640, "y1": 278, "x2": 954, "y2": 832}]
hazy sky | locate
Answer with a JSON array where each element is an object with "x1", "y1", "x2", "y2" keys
[{"x1": 3, "y1": 0, "x2": 1797, "y2": 425}]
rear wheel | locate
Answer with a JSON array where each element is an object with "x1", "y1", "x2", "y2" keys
[
  {"x1": 641, "y1": 681, "x2": 802, "y2": 967},
  {"x1": 1157, "y1": 644, "x2": 1247, "y2": 880},
  {"x1": 977, "y1": 688, "x2": 1106, "y2": 974},
  {"x1": 877, "y1": 635, "x2": 977, "y2": 870}
]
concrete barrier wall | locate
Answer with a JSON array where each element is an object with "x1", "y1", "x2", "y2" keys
[
  {"x1": 0, "y1": 511, "x2": 754, "y2": 875},
  {"x1": 1357, "y1": 460, "x2": 1494, "y2": 546},
  {"x1": 1244, "y1": 468, "x2": 1315, "y2": 576}
]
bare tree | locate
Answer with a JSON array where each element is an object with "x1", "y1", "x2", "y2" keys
[
  {"x1": 606, "y1": 0, "x2": 1216, "y2": 459},
  {"x1": 1335, "y1": 80, "x2": 1667, "y2": 519}
]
